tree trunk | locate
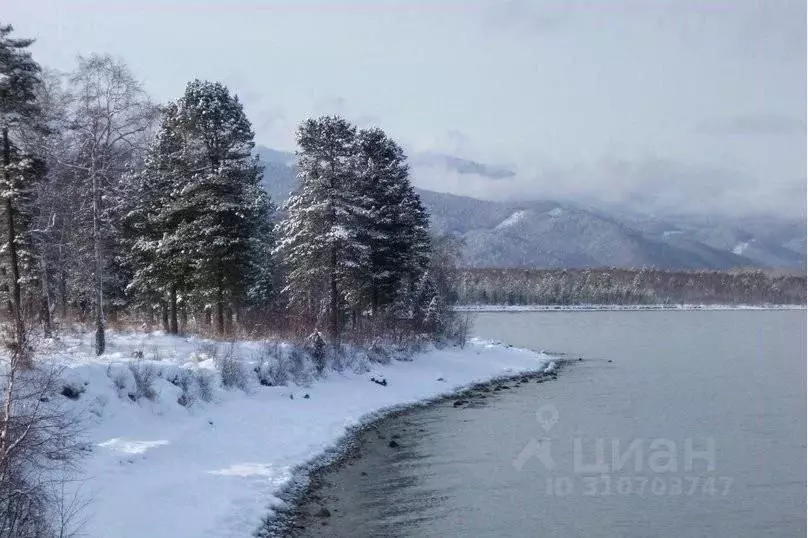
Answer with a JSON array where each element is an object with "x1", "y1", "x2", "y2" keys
[
  {"x1": 58, "y1": 246, "x2": 68, "y2": 321},
  {"x1": 371, "y1": 286, "x2": 378, "y2": 319},
  {"x1": 2, "y1": 128, "x2": 25, "y2": 356},
  {"x1": 169, "y1": 286, "x2": 178, "y2": 335},
  {"x1": 330, "y1": 246, "x2": 339, "y2": 345},
  {"x1": 224, "y1": 304, "x2": 233, "y2": 336},
  {"x1": 39, "y1": 257, "x2": 52, "y2": 337},
  {"x1": 161, "y1": 302, "x2": 169, "y2": 332},
  {"x1": 91, "y1": 170, "x2": 104, "y2": 355},
  {"x1": 1, "y1": 269, "x2": 11, "y2": 317},
  {"x1": 215, "y1": 297, "x2": 224, "y2": 336},
  {"x1": 180, "y1": 303, "x2": 188, "y2": 333}
]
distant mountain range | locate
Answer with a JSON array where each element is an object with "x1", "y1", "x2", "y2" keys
[{"x1": 256, "y1": 146, "x2": 806, "y2": 270}]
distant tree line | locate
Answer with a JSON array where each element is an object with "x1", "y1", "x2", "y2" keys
[{"x1": 457, "y1": 268, "x2": 807, "y2": 306}]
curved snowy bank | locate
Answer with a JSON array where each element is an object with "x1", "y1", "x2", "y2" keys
[
  {"x1": 260, "y1": 359, "x2": 565, "y2": 537},
  {"x1": 44, "y1": 332, "x2": 555, "y2": 538}
]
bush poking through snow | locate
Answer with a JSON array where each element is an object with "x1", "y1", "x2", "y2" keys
[
  {"x1": 195, "y1": 369, "x2": 216, "y2": 403},
  {"x1": 367, "y1": 338, "x2": 391, "y2": 364},
  {"x1": 149, "y1": 345, "x2": 163, "y2": 362},
  {"x1": 0, "y1": 346, "x2": 87, "y2": 537},
  {"x1": 287, "y1": 348, "x2": 313, "y2": 386},
  {"x1": 128, "y1": 361, "x2": 158, "y2": 401},
  {"x1": 108, "y1": 366, "x2": 129, "y2": 394},
  {"x1": 304, "y1": 331, "x2": 327, "y2": 375},
  {"x1": 177, "y1": 393, "x2": 191, "y2": 407},
  {"x1": 329, "y1": 346, "x2": 346, "y2": 373},
  {"x1": 215, "y1": 346, "x2": 250, "y2": 391},
  {"x1": 254, "y1": 343, "x2": 288, "y2": 387},
  {"x1": 346, "y1": 349, "x2": 372, "y2": 374},
  {"x1": 167, "y1": 369, "x2": 196, "y2": 407},
  {"x1": 196, "y1": 342, "x2": 220, "y2": 360}
]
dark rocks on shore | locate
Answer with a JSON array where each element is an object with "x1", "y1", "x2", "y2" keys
[{"x1": 267, "y1": 363, "x2": 574, "y2": 536}]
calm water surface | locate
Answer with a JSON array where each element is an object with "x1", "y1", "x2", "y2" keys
[{"x1": 295, "y1": 311, "x2": 806, "y2": 537}]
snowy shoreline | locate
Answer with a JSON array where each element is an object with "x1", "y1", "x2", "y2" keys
[
  {"x1": 259, "y1": 362, "x2": 565, "y2": 536},
  {"x1": 42, "y1": 331, "x2": 556, "y2": 538},
  {"x1": 455, "y1": 303, "x2": 807, "y2": 312}
]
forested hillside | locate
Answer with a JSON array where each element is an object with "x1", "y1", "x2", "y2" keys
[{"x1": 457, "y1": 268, "x2": 807, "y2": 306}]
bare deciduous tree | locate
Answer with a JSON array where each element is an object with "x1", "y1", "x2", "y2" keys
[
  {"x1": 0, "y1": 336, "x2": 87, "y2": 537},
  {"x1": 62, "y1": 55, "x2": 157, "y2": 355}
]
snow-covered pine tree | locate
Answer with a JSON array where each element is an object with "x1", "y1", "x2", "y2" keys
[
  {"x1": 245, "y1": 196, "x2": 276, "y2": 309},
  {"x1": 0, "y1": 23, "x2": 44, "y2": 352},
  {"x1": 354, "y1": 127, "x2": 430, "y2": 317},
  {"x1": 164, "y1": 80, "x2": 272, "y2": 335},
  {"x1": 275, "y1": 116, "x2": 365, "y2": 343},
  {"x1": 122, "y1": 101, "x2": 190, "y2": 333}
]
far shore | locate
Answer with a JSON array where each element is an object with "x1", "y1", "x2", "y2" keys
[{"x1": 455, "y1": 304, "x2": 807, "y2": 312}]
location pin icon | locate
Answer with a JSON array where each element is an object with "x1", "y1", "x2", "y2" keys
[{"x1": 535, "y1": 404, "x2": 559, "y2": 431}]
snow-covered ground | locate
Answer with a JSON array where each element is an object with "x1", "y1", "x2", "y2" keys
[
  {"x1": 456, "y1": 303, "x2": 806, "y2": 312},
  {"x1": 38, "y1": 331, "x2": 554, "y2": 538}
]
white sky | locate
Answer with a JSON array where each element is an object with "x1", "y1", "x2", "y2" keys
[{"x1": 5, "y1": 0, "x2": 807, "y2": 216}]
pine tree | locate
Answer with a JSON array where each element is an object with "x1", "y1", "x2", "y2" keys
[
  {"x1": 354, "y1": 128, "x2": 429, "y2": 317},
  {"x1": 122, "y1": 102, "x2": 189, "y2": 332},
  {"x1": 149, "y1": 80, "x2": 272, "y2": 335},
  {"x1": 0, "y1": 23, "x2": 43, "y2": 353},
  {"x1": 275, "y1": 116, "x2": 364, "y2": 342}
]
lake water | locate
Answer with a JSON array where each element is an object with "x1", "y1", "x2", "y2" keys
[{"x1": 292, "y1": 310, "x2": 806, "y2": 537}]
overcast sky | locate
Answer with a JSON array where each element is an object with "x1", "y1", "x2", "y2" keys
[{"x1": 6, "y1": 0, "x2": 807, "y2": 217}]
